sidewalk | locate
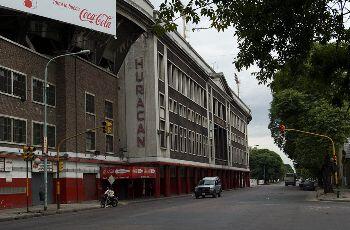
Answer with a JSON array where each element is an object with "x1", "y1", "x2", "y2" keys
[
  {"x1": 316, "y1": 188, "x2": 350, "y2": 202},
  {"x1": 0, "y1": 194, "x2": 193, "y2": 222}
]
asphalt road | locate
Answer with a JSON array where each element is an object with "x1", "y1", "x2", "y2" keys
[{"x1": 2, "y1": 184, "x2": 350, "y2": 230}]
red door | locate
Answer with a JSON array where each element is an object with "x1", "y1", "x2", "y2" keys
[{"x1": 83, "y1": 173, "x2": 97, "y2": 201}]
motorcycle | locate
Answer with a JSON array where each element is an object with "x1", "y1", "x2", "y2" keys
[{"x1": 100, "y1": 194, "x2": 119, "y2": 208}]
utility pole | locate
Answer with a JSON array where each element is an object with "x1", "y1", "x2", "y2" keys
[{"x1": 43, "y1": 50, "x2": 90, "y2": 211}]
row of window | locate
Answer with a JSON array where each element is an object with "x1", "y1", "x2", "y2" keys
[
  {"x1": 85, "y1": 131, "x2": 114, "y2": 153},
  {"x1": 157, "y1": 54, "x2": 207, "y2": 109},
  {"x1": 229, "y1": 146, "x2": 248, "y2": 166},
  {"x1": 168, "y1": 97, "x2": 208, "y2": 127},
  {"x1": 229, "y1": 111, "x2": 247, "y2": 134},
  {"x1": 0, "y1": 66, "x2": 115, "y2": 120},
  {"x1": 230, "y1": 131, "x2": 248, "y2": 147},
  {"x1": 85, "y1": 92, "x2": 114, "y2": 119},
  {"x1": 0, "y1": 66, "x2": 56, "y2": 106},
  {"x1": 168, "y1": 123, "x2": 209, "y2": 157},
  {"x1": 213, "y1": 98, "x2": 226, "y2": 120},
  {"x1": 0, "y1": 116, "x2": 56, "y2": 147},
  {"x1": 0, "y1": 115, "x2": 114, "y2": 153}
]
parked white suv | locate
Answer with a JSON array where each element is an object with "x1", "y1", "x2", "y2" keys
[{"x1": 194, "y1": 177, "x2": 222, "y2": 199}]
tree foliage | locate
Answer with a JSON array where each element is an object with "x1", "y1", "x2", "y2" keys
[
  {"x1": 156, "y1": 0, "x2": 350, "y2": 84},
  {"x1": 249, "y1": 148, "x2": 285, "y2": 181},
  {"x1": 284, "y1": 164, "x2": 295, "y2": 174},
  {"x1": 269, "y1": 44, "x2": 350, "y2": 177}
]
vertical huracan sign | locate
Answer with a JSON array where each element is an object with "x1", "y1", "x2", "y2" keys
[{"x1": 135, "y1": 57, "x2": 145, "y2": 148}]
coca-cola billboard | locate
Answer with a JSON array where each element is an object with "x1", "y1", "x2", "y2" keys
[{"x1": 0, "y1": 0, "x2": 116, "y2": 35}]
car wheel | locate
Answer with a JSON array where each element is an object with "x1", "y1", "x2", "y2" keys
[
  {"x1": 212, "y1": 192, "x2": 217, "y2": 198},
  {"x1": 218, "y1": 192, "x2": 221, "y2": 197},
  {"x1": 195, "y1": 194, "x2": 199, "y2": 199},
  {"x1": 202, "y1": 195, "x2": 205, "y2": 198}
]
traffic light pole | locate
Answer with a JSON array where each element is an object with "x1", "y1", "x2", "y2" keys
[
  {"x1": 26, "y1": 159, "x2": 29, "y2": 213},
  {"x1": 55, "y1": 125, "x2": 105, "y2": 210},
  {"x1": 285, "y1": 128, "x2": 338, "y2": 186}
]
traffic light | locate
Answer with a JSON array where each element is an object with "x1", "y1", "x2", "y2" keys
[
  {"x1": 59, "y1": 161, "x2": 64, "y2": 172},
  {"x1": 22, "y1": 146, "x2": 36, "y2": 160},
  {"x1": 23, "y1": 146, "x2": 36, "y2": 153},
  {"x1": 102, "y1": 120, "x2": 113, "y2": 134},
  {"x1": 279, "y1": 124, "x2": 286, "y2": 137}
]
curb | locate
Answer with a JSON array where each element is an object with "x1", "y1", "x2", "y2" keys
[
  {"x1": 318, "y1": 198, "x2": 350, "y2": 203},
  {"x1": 0, "y1": 194, "x2": 193, "y2": 223},
  {"x1": 0, "y1": 189, "x2": 247, "y2": 222}
]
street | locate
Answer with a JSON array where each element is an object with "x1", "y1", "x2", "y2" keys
[{"x1": 2, "y1": 184, "x2": 350, "y2": 230}]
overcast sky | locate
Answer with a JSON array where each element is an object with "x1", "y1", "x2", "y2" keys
[{"x1": 151, "y1": 0, "x2": 293, "y2": 166}]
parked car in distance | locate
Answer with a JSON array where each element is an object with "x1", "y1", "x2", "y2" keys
[
  {"x1": 284, "y1": 173, "x2": 296, "y2": 186},
  {"x1": 302, "y1": 179, "x2": 316, "y2": 191},
  {"x1": 194, "y1": 177, "x2": 222, "y2": 199}
]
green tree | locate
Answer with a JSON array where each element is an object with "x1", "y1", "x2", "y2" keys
[
  {"x1": 284, "y1": 164, "x2": 295, "y2": 174},
  {"x1": 156, "y1": 0, "x2": 350, "y2": 84},
  {"x1": 268, "y1": 44, "x2": 350, "y2": 187},
  {"x1": 250, "y1": 148, "x2": 285, "y2": 182}
]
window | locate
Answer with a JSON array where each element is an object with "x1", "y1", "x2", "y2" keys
[
  {"x1": 184, "y1": 128, "x2": 187, "y2": 153},
  {"x1": 106, "y1": 135, "x2": 113, "y2": 153},
  {"x1": 196, "y1": 133, "x2": 199, "y2": 155},
  {"x1": 188, "y1": 130, "x2": 192, "y2": 154},
  {"x1": 173, "y1": 101, "x2": 178, "y2": 114},
  {"x1": 167, "y1": 62, "x2": 172, "y2": 86},
  {"x1": 85, "y1": 93, "x2": 95, "y2": 114},
  {"x1": 0, "y1": 67, "x2": 11, "y2": 94},
  {"x1": 174, "y1": 125, "x2": 178, "y2": 151},
  {"x1": 105, "y1": 100, "x2": 113, "y2": 119},
  {"x1": 0, "y1": 116, "x2": 26, "y2": 144},
  {"x1": 178, "y1": 71, "x2": 182, "y2": 92},
  {"x1": 169, "y1": 98, "x2": 173, "y2": 112},
  {"x1": 159, "y1": 93, "x2": 165, "y2": 108},
  {"x1": 192, "y1": 132, "x2": 195, "y2": 154},
  {"x1": 159, "y1": 93, "x2": 166, "y2": 119},
  {"x1": 86, "y1": 131, "x2": 95, "y2": 151},
  {"x1": 158, "y1": 53, "x2": 164, "y2": 80},
  {"x1": 179, "y1": 127, "x2": 183, "y2": 152},
  {"x1": 32, "y1": 78, "x2": 55, "y2": 106},
  {"x1": 0, "y1": 66, "x2": 26, "y2": 99},
  {"x1": 170, "y1": 123, "x2": 174, "y2": 150},
  {"x1": 172, "y1": 67, "x2": 177, "y2": 89},
  {"x1": 33, "y1": 122, "x2": 55, "y2": 147},
  {"x1": 159, "y1": 120, "x2": 166, "y2": 148}
]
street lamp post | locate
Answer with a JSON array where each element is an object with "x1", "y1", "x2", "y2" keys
[{"x1": 43, "y1": 50, "x2": 90, "y2": 211}]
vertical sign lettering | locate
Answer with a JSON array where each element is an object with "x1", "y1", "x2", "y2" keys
[{"x1": 136, "y1": 57, "x2": 145, "y2": 148}]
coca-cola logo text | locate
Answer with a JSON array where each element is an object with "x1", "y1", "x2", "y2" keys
[{"x1": 79, "y1": 9, "x2": 112, "y2": 29}]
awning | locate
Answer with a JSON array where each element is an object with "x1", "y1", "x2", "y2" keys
[{"x1": 101, "y1": 166, "x2": 156, "y2": 179}]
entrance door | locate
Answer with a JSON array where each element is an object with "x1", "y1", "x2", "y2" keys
[
  {"x1": 83, "y1": 173, "x2": 97, "y2": 201},
  {"x1": 31, "y1": 172, "x2": 54, "y2": 206}
]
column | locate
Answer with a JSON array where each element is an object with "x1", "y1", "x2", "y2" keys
[
  {"x1": 177, "y1": 167, "x2": 182, "y2": 195},
  {"x1": 155, "y1": 166, "x2": 161, "y2": 198},
  {"x1": 186, "y1": 167, "x2": 191, "y2": 194},
  {"x1": 164, "y1": 166, "x2": 171, "y2": 197}
]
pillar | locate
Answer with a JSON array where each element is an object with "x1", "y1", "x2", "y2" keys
[
  {"x1": 177, "y1": 167, "x2": 182, "y2": 195},
  {"x1": 194, "y1": 168, "x2": 199, "y2": 185},
  {"x1": 155, "y1": 166, "x2": 161, "y2": 198},
  {"x1": 164, "y1": 166, "x2": 171, "y2": 197},
  {"x1": 247, "y1": 173, "x2": 251, "y2": 187},
  {"x1": 235, "y1": 172, "x2": 238, "y2": 188},
  {"x1": 186, "y1": 167, "x2": 191, "y2": 194},
  {"x1": 240, "y1": 172, "x2": 243, "y2": 188}
]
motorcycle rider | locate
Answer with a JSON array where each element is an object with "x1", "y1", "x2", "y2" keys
[{"x1": 102, "y1": 186, "x2": 117, "y2": 207}]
